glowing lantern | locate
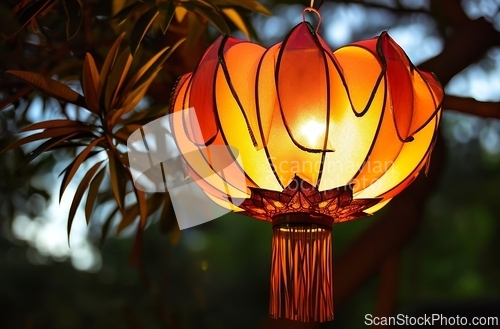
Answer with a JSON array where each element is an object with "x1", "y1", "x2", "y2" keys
[{"x1": 170, "y1": 7, "x2": 442, "y2": 323}]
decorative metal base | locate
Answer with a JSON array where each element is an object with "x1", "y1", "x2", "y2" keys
[{"x1": 236, "y1": 175, "x2": 380, "y2": 322}]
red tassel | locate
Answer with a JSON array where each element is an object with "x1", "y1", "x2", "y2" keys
[{"x1": 269, "y1": 223, "x2": 333, "y2": 322}]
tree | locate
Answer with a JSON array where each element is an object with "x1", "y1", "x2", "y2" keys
[{"x1": 1, "y1": 0, "x2": 500, "y2": 328}]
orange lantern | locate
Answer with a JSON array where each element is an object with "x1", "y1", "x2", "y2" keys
[{"x1": 170, "y1": 8, "x2": 442, "y2": 323}]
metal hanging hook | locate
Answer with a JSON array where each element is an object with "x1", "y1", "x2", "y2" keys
[{"x1": 302, "y1": 7, "x2": 322, "y2": 33}]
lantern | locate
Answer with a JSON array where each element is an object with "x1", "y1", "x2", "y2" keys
[{"x1": 170, "y1": 7, "x2": 443, "y2": 323}]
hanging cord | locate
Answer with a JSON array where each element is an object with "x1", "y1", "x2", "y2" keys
[{"x1": 310, "y1": 0, "x2": 325, "y2": 10}]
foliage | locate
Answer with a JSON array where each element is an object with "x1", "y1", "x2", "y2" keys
[{"x1": 0, "y1": 0, "x2": 269, "y2": 245}]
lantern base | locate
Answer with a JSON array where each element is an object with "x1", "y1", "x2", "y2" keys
[{"x1": 269, "y1": 214, "x2": 334, "y2": 322}]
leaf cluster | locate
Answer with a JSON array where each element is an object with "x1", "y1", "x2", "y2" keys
[{"x1": 0, "y1": 0, "x2": 269, "y2": 247}]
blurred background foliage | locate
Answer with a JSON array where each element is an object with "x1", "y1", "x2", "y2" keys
[{"x1": 1, "y1": 0, "x2": 500, "y2": 328}]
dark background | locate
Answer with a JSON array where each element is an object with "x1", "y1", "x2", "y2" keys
[{"x1": 1, "y1": 0, "x2": 500, "y2": 328}]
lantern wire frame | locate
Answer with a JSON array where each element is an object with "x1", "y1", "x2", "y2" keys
[{"x1": 169, "y1": 5, "x2": 443, "y2": 323}]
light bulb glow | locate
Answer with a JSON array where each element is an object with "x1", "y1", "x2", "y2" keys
[{"x1": 300, "y1": 119, "x2": 325, "y2": 147}]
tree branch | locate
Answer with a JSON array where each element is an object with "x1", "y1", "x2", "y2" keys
[
  {"x1": 329, "y1": 0, "x2": 431, "y2": 15},
  {"x1": 373, "y1": 253, "x2": 400, "y2": 328},
  {"x1": 416, "y1": 0, "x2": 500, "y2": 84},
  {"x1": 444, "y1": 95, "x2": 500, "y2": 119}
]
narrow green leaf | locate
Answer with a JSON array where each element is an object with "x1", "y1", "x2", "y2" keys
[
  {"x1": 99, "y1": 33, "x2": 125, "y2": 98},
  {"x1": 108, "y1": 152, "x2": 126, "y2": 210},
  {"x1": 222, "y1": 8, "x2": 250, "y2": 39},
  {"x1": 116, "y1": 102, "x2": 167, "y2": 124},
  {"x1": 158, "y1": 1, "x2": 175, "y2": 34},
  {"x1": 113, "y1": 123, "x2": 143, "y2": 142},
  {"x1": 218, "y1": 0, "x2": 271, "y2": 15},
  {"x1": 49, "y1": 141, "x2": 93, "y2": 150},
  {"x1": 82, "y1": 53, "x2": 101, "y2": 114},
  {"x1": 130, "y1": 7, "x2": 159, "y2": 55},
  {"x1": 57, "y1": 148, "x2": 102, "y2": 178},
  {"x1": 124, "y1": 37, "x2": 185, "y2": 95},
  {"x1": 116, "y1": 192, "x2": 163, "y2": 233},
  {"x1": 123, "y1": 47, "x2": 168, "y2": 93},
  {"x1": 8, "y1": 70, "x2": 86, "y2": 107},
  {"x1": 113, "y1": 70, "x2": 159, "y2": 120},
  {"x1": 186, "y1": 12, "x2": 205, "y2": 48},
  {"x1": 116, "y1": 200, "x2": 138, "y2": 233},
  {"x1": 105, "y1": 48, "x2": 133, "y2": 111},
  {"x1": 19, "y1": 132, "x2": 79, "y2": 167},
  {"x1": 20, "y1": 119, "x2": 93, "y2": 133},
  {"x1": 1, "y1": 127, "x2": 94, "y2": 154},
  {"x1": 193, "y1": 6, "x2": 229, "y2": 35},
  {"x1": 253, "y1": 2, "x2": 271, "y2": 15},
  {"x1": 113, "y1": 1, "x2": 148, "y2": 25},
  {"x1": 85, "y1": 165, "x2": 105, "y2": 224},
  {"x1": 137, "y1": 39, "x2": 184, "y2": 87},
  {"x1": 63, "y1": 0, "x2": 82, "y2": 40},
  {"x1": 174, "y1": 5, "x2": 188, "y2": 21},
  {"x1": 60, "y1": 137, "x2": 104, "y2": 201},
  {"x1": 68, "y1": 160, "x2": 105, "y2": 241}
]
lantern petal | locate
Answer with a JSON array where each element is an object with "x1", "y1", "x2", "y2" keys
[
  {"x1": 169, "y1": 17, "x2": 444, "y2": 324},
  {"x1": 408, "y1": 70, "x2": 443, "y2": 136},
  {"x1": 266, "y1": 94, "x2": 325, "y2": 187},
  {"x1": 379, "y1": 32, "x2": 415, "y2": 142},
  {"x1": 255, "y1": 44, "x2": 281, "y2": 148},
  {"x1": 188, "y1": 36, "x2": 247, "y2": 145},
  {"x1": 257, "y1": 39, "x2": 326, "y2": 188},
  {"x1": 172, "y1": 84, "x2": 251, "y2": 208},
  {"x1": 215, "y1": 43, "x2": 283, "y2": 191},
  {"x1": 275, "y1": 22, "x2": 332, "y2": 152},
  {"x1": 350, "y1": 33, "x2": 443, "y2": 142},
  {"x1": 170, "y1": 73, "x2": 191, "y2": 112},
  {"x1": 319, "y1": 46, "x2": 388, "y2": 191},
  {"x1": 334, "y1": 39, "x2": 385, "y2": 117},
  {"x1": 353, "y1": 110, "x2": 440, "y2": 200},
  {"x1": 218, "y1": 40, "x2": 266, "y2": 147}
]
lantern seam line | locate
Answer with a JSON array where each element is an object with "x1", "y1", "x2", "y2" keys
[
  {"x1": 174, "y1": 65, "x2": 251, "y2": 202},
  {"x1": 254, "y1": 44, "x2": 285, "y2": 190},
  {"x1": 405, "y1": 69, "x2": 444, "y2": 137},
  {"x1": 274, "y1": 22, "x2": 334, "y2": 154},
  {"x1": 381, "y1": 32, "x2": 416, "y2": 143},
  {"x1": 315, "y1": 31, "x2": 332, "y2": 189},
  {"x1": 368, "y1": 114, "x2": 440, "y2": 199},
  {"x1": 328, "y1": 38, "x2": 386, "y2": 118},
  {"x1": 217, "y1": 37, "x2": 259, "y2": 148},
  {"x1": 183, "y1": 37, "x2": 220, "y2": 146},
  {"x1": 213, "y1": 35, "x2": 261, "y2": 191},
  {"x1": 347, "y1": 69, "x2": 388, "y2": 188},
  {"x1": 170, "y1": 74, "x2": 246, "y2": 202}
]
